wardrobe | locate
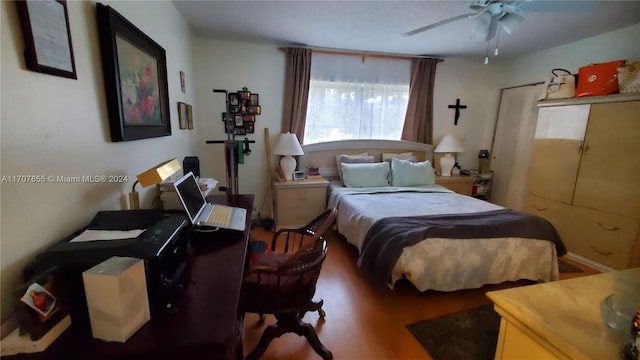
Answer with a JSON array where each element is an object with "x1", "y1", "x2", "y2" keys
[{"x1": 523, "y1": 94, "x2": 640, "y2": 269}]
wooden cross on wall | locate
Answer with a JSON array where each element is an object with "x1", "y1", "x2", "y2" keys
[{"x1": 448, "y1": 98, "x2": 467, "y2": 125}]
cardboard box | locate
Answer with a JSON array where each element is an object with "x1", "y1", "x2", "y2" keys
[{"x1": 82, "y1": 257, "x2": 150, "y2": 343}]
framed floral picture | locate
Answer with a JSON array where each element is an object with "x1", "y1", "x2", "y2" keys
[{"x1": 96, "y1": 3, "x2": 171, "y2": 142}]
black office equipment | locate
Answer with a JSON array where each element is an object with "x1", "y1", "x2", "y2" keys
[
  {"x1": 27, "y1": 210, "x2": 190, "y2": 336},
  {"x1": 183, "y1": 156, "x2": 200, "y2": 178}
]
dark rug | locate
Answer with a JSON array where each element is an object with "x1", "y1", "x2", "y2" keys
[
  {"x1": 407, "y1": 260, "x2": 583, "y2": 360},
  {"x1": 558, "y1": 258, "x2": 583, "y2": 273},
  {"x1": 407, "y1": 304, "x2": 500, "y2": 360}
]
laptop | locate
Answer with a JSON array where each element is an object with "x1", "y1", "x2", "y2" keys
[{"x1": 173, "y1": 172, "x2": 247, "y2": 231}]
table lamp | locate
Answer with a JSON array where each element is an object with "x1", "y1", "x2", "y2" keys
[
  {"x1": 434, "y1": 135, "x2": 464, "y2": 177},
  {"x1": 272, "y1": 132, "x2": 304, "y2": 181},
  {"x1": 129, "y1": 158, "x2": 181, "y2": 209}
]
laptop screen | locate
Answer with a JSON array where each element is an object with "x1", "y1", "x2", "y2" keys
[{"x1": 174, "y1": 172, "x2": 205, "y2": 223}]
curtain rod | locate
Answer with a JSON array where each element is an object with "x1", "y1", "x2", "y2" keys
[{"x1": 278, "y1": 47, "x2": 443, "y2": 63}]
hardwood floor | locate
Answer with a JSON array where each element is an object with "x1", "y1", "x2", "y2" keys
[{"x1": 243, "y1": 226, "x2": 600, "y2": 359}]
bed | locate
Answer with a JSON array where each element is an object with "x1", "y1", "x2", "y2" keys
[{"x1": 299, "y1": 139, "x2": 566, "y2": 292}]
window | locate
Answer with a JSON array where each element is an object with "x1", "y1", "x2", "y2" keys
[{"x1": 303, "y1": 54, "x2": 410, "y2": 144}]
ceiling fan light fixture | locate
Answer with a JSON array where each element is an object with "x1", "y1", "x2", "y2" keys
[{"x1": 500, "y1": 12, "x2": 524, "y2": 34}]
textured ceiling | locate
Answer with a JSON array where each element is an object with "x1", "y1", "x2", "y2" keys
[{"x1": 173, "y1": 0, "x2": 640, "y2": 61}]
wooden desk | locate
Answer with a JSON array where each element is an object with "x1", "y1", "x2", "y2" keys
[
  {"x1": 7, "y1": 194, "x2": 254, "y2": 360},
  {"x1": 487, "y1": 268, "x2": 640, "y2": 360}
]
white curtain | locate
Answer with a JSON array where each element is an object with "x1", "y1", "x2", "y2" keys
[{"x1": 304, "y1": 53, "x2": 411, "y2": 144}]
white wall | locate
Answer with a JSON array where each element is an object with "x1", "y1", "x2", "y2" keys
[
  {"x1": 433, "y1": 58, "x2": 501, "y2": 169},
  {"x1": 500, "y1": 23, "x2": 640, "y2": 88},
  {"x1": 0, "y1": 1, "x2": 196, "y2": 322},
  {"x1": 191, "y1": 39, "x2": 285, "y2": 219}
]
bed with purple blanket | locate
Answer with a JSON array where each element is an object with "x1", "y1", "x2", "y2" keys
[{"x1": 300, "y1": 139, "x2": 565, "y2": 292}]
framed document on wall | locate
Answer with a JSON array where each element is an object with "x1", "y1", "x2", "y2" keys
[{"x1": 16, "y1": 0, "x2": 77, "y2": 79}]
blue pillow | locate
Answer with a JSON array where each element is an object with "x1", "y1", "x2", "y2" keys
[
  {"x1": 341, "y1": 162, "x2": 390, "y2": 188},
  {"x1": 391, "y1": 158, "x2": 435, "y2": 187}
]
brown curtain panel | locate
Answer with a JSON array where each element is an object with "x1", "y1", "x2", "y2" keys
[
  {"x1": 401, "y1": 58, "x2": 439, "y2": 144},
  {"x1": 282, "y1": 48, "x2": 312, "y2": 143}
]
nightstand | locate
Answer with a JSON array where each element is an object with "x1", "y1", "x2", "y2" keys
[
  {"x1": 273, "y1": 177, "x2": 329, "y2": 230},
  {"x1": 435, "y1": 175, "x2": 474, "y2": 195}
]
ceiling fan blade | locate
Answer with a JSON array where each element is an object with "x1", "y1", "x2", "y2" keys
[
  {"x1": 402, "y1": 12, "x2": 478, "y2": 37},
  {"x1": 486, "y1": 15, "x2": 499, "y2": 41},
  {"x1": 500, "y1": 12, "x2": 524, "y2": 34}
]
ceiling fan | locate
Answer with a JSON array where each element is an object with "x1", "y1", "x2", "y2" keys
[{"x1": 403, "y1": 0, "x2": 525, "y2": 43}]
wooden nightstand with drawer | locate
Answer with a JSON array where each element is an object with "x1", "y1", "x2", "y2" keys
[
  {"x1": 435, "y1": 175, "x2": 474, "y2": 195},
  {"x1": 273, "y1": 177, "x2": 329, "y2": 230}
]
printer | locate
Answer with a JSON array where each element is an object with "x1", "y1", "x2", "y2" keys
[{"x1": 27, "y1": 209, "x2": 190, "y2": 334}]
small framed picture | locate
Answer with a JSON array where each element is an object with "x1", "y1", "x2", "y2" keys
[
  {"x1": 234, "y1": 114, "x2": 244, "y2": 127},
  {"x1": 177, "y1": 102, "x2": 187, "y2": 129},
  {"x1": 250, "y1": 94, "x2": 259, "y2": 106},
  {"x1": 186, "y1": 104, "x2": 193, "y2": 130},
  {"x1": 21, "y1": 283, "x2": 57, "y2": 318},
  {"x1": 238, "y1": 89, "x2": 251, "y2": 100},
  {"x1": 228, "y1": 93, "x2": 239, "y2": 105},
  {"x1": 179, "y1": 71, "x2": 185, "y2": 93},
  {"x1": 293, "y1": 170, "x2": 306, "y2": 181},
  {"x1": 244, "y1": 121, "x2": 254, "y2": 133}
]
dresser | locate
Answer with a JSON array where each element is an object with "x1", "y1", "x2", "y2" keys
[
  {"x1": 273, "y1": 177, "x2": 329, "y2": 230},
  {"x1": 487, "y1": 268, "x2": 640, "y2": 360},
  {"x1": 524, "y1": 95, "x2": 640, "y2": 269}
]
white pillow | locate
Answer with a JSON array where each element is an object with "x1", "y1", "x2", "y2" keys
[
  {"x1": 391, "y1": 158, "x2": 435, "y2": 187},
  {"x1": 335, "y1": 153, "x2": 372, "y2": 181},
  {"x1": 382, "y1": 152, "x2": 414, "y2": 162},
  {"x1": 341, "y1": 162, "x2": 390, "y2": 188}
]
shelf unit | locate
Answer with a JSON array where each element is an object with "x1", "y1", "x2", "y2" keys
[{"x1": 472, "y1": 172, "x2": 493, "y2": 201}]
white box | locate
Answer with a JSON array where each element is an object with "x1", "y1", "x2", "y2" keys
[{"x1": 82, "y1": 257, "x2": 150, "y2": 343}]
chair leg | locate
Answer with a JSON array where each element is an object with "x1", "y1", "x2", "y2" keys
[
  {"x1": 245, "y1": 323, "x2": 288, "y2": 360},
  {"x1": 245, "y1": 312, "x2": 332, "y2": 360},
  {"x1": 294, "y1": 318, "x2": 332, "y2": 360},
  {"x1": 300, "y1": 299, "x2": 325, "y2": 320}
]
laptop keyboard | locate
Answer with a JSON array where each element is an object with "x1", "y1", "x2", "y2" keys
[{"x1": 207, "y1": 206, "x2": 232, "y2": 226}]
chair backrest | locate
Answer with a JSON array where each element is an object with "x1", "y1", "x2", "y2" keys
[
  {"x1": 242, "y1": 208, "x2": 337, "y2": 314},
  {"x1": 271, "y1": 208, "x2": 337, "y2": 256}
]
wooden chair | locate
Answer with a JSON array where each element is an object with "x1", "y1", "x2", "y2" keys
[{"x1": 241, "y1": 208, "x2": 337, "y2": 360}]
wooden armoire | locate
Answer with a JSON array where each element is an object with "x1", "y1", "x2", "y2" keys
[{"x1": 523, "y1": 94, "x2": 640, "y2": 269}]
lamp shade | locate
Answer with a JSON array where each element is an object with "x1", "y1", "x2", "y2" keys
[
  {"x1": 136, "y1": 158, "x2": 181, "y2": 187},
  {"x1": 434, "y1": 135, "x2": 464, "y2": 153},
  {"x1": 272, "y1": 132, "x2": 304, "y2": 156},
  {"x1": 129, "y1": 158, "x2": 181, "y2": 209},
  {"x1": 272, "y1": 132, "x2": 304, "y2": 181}
]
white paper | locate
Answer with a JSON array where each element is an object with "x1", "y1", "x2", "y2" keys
[{"x1": 69, "y1": 229, "x2": 145, "y2": 243}]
